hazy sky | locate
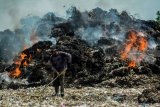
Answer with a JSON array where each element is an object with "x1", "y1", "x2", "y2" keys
[{"x1": 0, "y1": 0, "x2": 160, "y2": 31}]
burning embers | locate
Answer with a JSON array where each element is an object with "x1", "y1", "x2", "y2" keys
[
  {"x1": 120, "y1": 30, "x2": 148, "y2": 67},
  {"x1": 9, "y1": 53, "x2": 31, "y2": 77}
]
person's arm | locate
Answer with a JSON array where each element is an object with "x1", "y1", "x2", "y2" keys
[
  {"x1": 59, "y1": 51, "x2": 72, "y2": 63},
  {"x1": 51, "y1": 66, "x2": 58, "y2": 72}
]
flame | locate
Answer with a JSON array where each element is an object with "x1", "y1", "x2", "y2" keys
[
  {"x1": 120, "y1": 31, "x2": 148, "y2": 67},
  {"x1": 28, "y1": 54, "x2": 32, "y2": 61},
  {"x1": 128, "y1": 61, "x2": 136, "y2": 67},
  {"x1": 21, "y1": 53, "x2": 27, "y2": 59},
  {"x1": 9, "y1": 68, "x2": 21, "y2": 77},
  {"x1": 9, "y1": 53, "x2": 32, "y2": 78},
  {"x1": 23, "y1": 61, "x2": 28, "y2": 66},
  {"x1": 138, "y1": 37, "x2": 148, "y2": 51}
]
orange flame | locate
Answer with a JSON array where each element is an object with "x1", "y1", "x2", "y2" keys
[
  {"x1": 120, "y1": 31, "x2": 148, "y2": 67},
  {"x1": 21, "y1": 53, "x2": 27, "y2": 59},
  {"x1": 23, "y1": 61, "x2": 28, "y2": 66},
  {"x1": 9, "y1": 53, "x2": 31, "y2": 78},
  {"x1": 9, "y1": 68, "x2": 21, "y2": 77},
  {"x1": 128, "y1": 61, "x2": 136, "y2": 67},
  {"x1": 138, "y1": 37, "x2": 148, "y2": 51}
]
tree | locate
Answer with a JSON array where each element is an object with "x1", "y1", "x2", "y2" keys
[{"x1": 156, "y1": 11, "x2": 160, "y2": 24}]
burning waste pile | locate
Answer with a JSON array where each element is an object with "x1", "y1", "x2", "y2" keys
[{"x1": 0, "y1": 7, "x2": 160, "y2": 104}]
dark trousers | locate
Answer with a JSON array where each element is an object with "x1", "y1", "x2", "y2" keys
[{"x1": 53, "y1": 68, "x2": 67, "y2": 95}]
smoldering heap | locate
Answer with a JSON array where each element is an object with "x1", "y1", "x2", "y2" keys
[{"x1": 0, "y1": 7, "x2": 160, "y2": 103}]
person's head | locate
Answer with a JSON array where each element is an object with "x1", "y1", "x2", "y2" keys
[{"x1": 52, "y1": 49, "x2": 59, "y2": 55}]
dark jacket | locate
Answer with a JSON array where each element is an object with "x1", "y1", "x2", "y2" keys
[{"x1": 50, "y1": 51, "x2": 72, "y2": 71}]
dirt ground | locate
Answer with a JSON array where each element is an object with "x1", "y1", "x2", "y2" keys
[{"x1": 0, "y1": 86, "x2": 160, "y2": 107}]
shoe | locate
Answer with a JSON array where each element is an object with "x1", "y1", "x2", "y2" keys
[
  {"x1": 60, "y1": 93, "x2": 64, "y2": 97},
  {"x1": 52, "y1": 93, "x2": 58, "y2": 97}
]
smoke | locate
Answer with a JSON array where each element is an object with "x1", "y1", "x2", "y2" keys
[
  {"x1": 52, "y1": 7, "x2": 160, "y2": 65},
  {"x1": 76, "y1": 26, "x2": 103, "y2": 46},
  {"x1": 64, "y1": 7, "x2": 151, "y2": 44},
  {"x1": 148, "y1": 37, "x2": 158, "y2": 49},
  {"x1": 0, "y1": 29, "x2": 23, "y2": 63},
  {"x1": 0, "y1": 0, "x2": 160, "y2": 31},
  {"x1": 0, "y1": 12, "x2": 64, "y2": 63},
  {"x1": 0, "y1": 6, "x2": 159, "y2": 64}
]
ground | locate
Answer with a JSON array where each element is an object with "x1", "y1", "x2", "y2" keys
[{"x1": 0, "y1": 86, "x2": 160, "y2": 107}]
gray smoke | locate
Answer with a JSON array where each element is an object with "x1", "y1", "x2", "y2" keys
[
  {"x1": 0, "y1": 0, "x2": 160, "y2": 31},
  {"x1": 0, "y1": 7, "x2": 159, "y2": 64},
  {"x1": 0, "y1": 12, "x2": 64, "y2": 63}
]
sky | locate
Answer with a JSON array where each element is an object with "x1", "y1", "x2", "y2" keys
[{"x1": 0, "y1": 0, "x2": 160, "y2": 31}]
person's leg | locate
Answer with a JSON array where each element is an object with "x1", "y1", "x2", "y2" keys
[
  {"x1": 59, "y1": 75, "x2": 64, "y2": 97},
  {"x1": 54, "y1": 86, "x2": 59, "y2": 95},
  {"x1": 60, "y1": 69, "x2": 67, "y2": 97},
  {"x1": 53, "y1": 72, "x2": 59, "y2": 96}
]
